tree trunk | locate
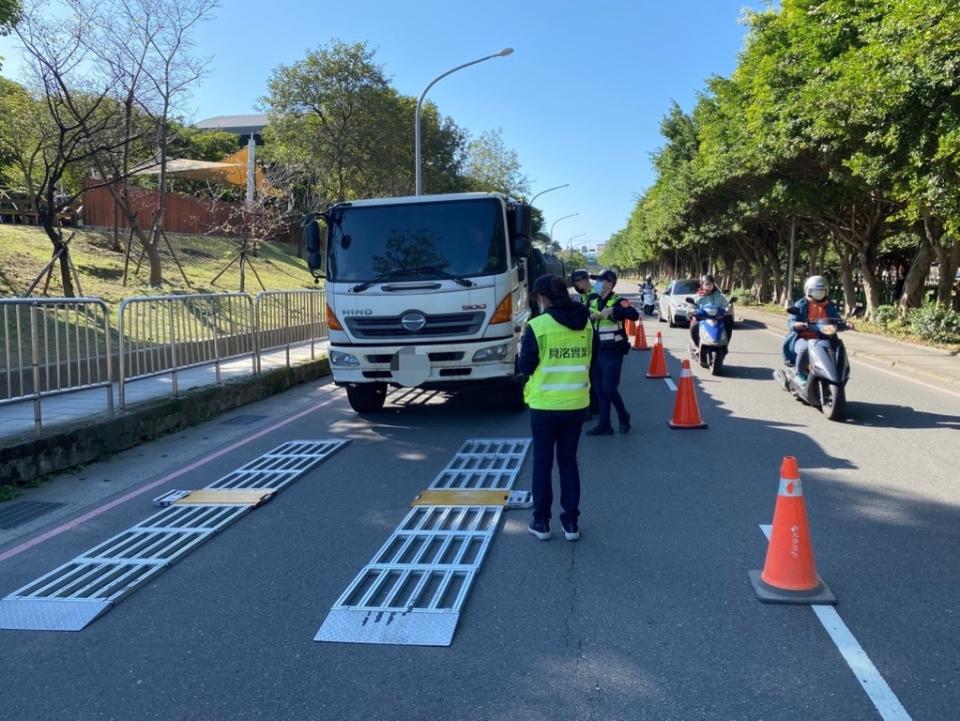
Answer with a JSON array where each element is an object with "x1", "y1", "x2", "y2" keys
[
  {"x1": 858, "y1": 248, "x2": 882, "y2": 318},
  {"x1": 837, "y1": 242, "x2": 857, "y2": 314},
  {"x1": 933, "y1": 237, "x2": 959, "y2": 306},
  {"x1": 900, "y1": 231, "x2": 933, "y2": 314}
]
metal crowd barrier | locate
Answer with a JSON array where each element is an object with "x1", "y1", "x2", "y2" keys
[
  {"x1": 0, "y1": 297, "x2": 113, "y2": 432},
  {"x1": 255, "y1": 290, "x2": 327, "y2": 369},
  {"x1": 117, "y1": 293, "x2": 256, "y2": 410}
]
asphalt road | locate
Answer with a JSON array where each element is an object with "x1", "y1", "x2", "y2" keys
[{"x1": 0, "y1": 310, "x2": 957, "y2": 721}]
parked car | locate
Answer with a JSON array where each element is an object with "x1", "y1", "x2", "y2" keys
[{"x1": 658, "y1": 278, "x2": 701, "y2": 327}]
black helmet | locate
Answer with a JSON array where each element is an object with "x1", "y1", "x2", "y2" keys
[
  {"x1": 594, "y1": 268, "x2": 618, "y2": 285},
  {"x1": 700, "y1": 273, "x2": 715, "y2": 286},
  {"x1": 570, "y1": 268, "x2": 590, "y2": 283}
]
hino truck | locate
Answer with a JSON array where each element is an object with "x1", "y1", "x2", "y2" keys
[{"x1": 303, "y1": 192, "x2": 561, "y2": 413}]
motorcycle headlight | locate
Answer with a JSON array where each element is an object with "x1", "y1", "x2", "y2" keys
[
  {"x1": 820, "y1": 324, "x2": 837, "y2": 336},
  {"x1": 472, "y1": 344, "x2": 508, "y2": 362},
  {"x1": 706, "y1": 307, "x2": 718, "y2": 317}
]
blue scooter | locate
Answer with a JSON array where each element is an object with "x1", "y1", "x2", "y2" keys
[{"x1": 685, "y1": 297, "x2": 736, "y2": 376}]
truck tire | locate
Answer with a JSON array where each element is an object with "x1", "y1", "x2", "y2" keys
[
  {"x1": 346, "y1": 383, "x2": 387, "y2": 414},
  {"x1": 501, "y1": 380, "x2": 527, "y2": 412}
]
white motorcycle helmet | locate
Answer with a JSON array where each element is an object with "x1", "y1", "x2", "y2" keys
[{"x1": 804, "y1": 275, "x2": 829, "y2": 301}]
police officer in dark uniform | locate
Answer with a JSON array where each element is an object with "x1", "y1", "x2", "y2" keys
[
  {"x1": 586, "y1": 269, "x2": 639, "y2": 436},
  {"x1": 520, "y1": 275, "x2": 593, "y2": 541}
]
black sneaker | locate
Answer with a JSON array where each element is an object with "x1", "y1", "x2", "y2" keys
[
  {"x1": 528, "y1": 521, "x2": 551, "y2": 540},
  {"x1": 586, "y1": 425, "x2": 614, "y2": 436},
  {"x1": 619, "y1": 416, "x2": 631, "y2": 433},
  {"x1": 562, "y1": 521, "x2": 580, "y2": 541}
]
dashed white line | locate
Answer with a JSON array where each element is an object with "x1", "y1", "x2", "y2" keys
[
  {"x1": 758, "y1": 524, "x2": 912, "y2": 720},
  {"x1": 664, "y1": 378, "x2": 677, "y2": 392}
]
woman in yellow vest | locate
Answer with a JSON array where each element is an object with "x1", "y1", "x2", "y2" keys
[{"x1": 519, "y1": 275, "x2": 593, "y2": 541}]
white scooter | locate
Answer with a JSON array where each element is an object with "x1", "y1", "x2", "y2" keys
[{"x1": 639, "y1": 286, "x2": 657, "y2": 316}]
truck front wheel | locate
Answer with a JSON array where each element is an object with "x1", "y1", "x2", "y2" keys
[
  {"x1": 346, "y1": 383, "x2": 387, "y2": 414},
  {"x1": 501, "y1": 380, "x2": 527, "y2": 412}
]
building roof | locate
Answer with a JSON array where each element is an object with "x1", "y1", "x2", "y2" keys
[{"x1": 195, "y1": 114, "x2": 268, "y2": 136}]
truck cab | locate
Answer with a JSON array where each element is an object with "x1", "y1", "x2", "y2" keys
[{"x1": 304, "y1": 192, "x2": 544, "y2": 413}]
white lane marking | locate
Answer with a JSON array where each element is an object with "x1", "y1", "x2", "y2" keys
[
  {"x1": 753, "y1": 324, "x2": 960, "y2": 401},
  {"x1": 664, "y1": 378, "x2": 677, "y2": 392},
  {"x1": 757, "y1": 524, "x2": 913, "y2": 720}
]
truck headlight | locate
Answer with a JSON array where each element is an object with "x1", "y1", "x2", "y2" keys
[
  {"x1": 472, "y1": 344, "x2": 508, "y2": 362},
  {"x1": 330, "y1": 351, "x2": 360, "y2": 367}
]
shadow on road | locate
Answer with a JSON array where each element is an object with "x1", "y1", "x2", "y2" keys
[{"x1": 842, "y1": 401, "x2": 960, "y2": 430}]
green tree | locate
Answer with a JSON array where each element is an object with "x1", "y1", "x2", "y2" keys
[{"x1": 463, "y1": 128, "x2": 529, "y2": 197}]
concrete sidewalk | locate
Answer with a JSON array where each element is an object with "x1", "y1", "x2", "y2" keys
[
  {"x1": 738, "y1": 307, "x2": 960, "y2": 388},
  {"x1": 0, "y1": 341, "x2": 327, "y2": 441}
]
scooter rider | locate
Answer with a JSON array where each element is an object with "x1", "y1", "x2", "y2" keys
[
  {"x1": 639, "y1": 274, "x2": 656, "y2": 293},
  {"x1": 586, "y1": 269, "x2": 639, "y2": 436},
  {"x1": 689, "y1": 274, "x2": 731, "y2": 347},
  {"x1": 783, "y1": 275, "x2": 842, "y2": 383}
]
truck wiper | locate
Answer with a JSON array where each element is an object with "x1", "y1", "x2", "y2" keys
[{"x1": 351, "y1": 266, "x2": 474, "y2": 293}]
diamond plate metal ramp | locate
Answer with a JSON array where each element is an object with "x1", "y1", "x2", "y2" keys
[
  {"x1": 0, "y1": 439, "x2": 347, "y2": 632},
  {"x1": 315, "y1": 438, "x2": 530, "y2": 646}
]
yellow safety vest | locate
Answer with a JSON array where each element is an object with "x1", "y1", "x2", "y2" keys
[
  {"x1": 524, "y1": 313, "x2": 592, "y2": 410},
  {"x1": 590, "y1": 293, "x2": 626, "y2": 345}
]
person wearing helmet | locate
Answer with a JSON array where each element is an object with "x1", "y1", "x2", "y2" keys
[
  {"x1": 519, "y1": 275, "x2": 593, "y2": 541},
  {"x1": 784, "y1": 275, "x2": 841, "y2": 382},
  {"x1": 639, "y1": 274, "x2": 656, "y2": 293},
  {"x1": 689, "y1": 274, "x2": 731, "y2": 347},
  {"x1": 586, "y1": 269, "x2": 639, "y2": 436}
]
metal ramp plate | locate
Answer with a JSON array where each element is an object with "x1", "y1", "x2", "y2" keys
[
  {"x1": 429, "y1": 439, "x2": 530, "y2": 490},
  {"x1": 1, "y1": 439, "x2": 347, "y2": 632},
  {"x1": 316, "y1": 438, "x2": 530, "y2": 647},
  {"x1": 205, "y1": 440, "x2": 346, "y2": 491}
]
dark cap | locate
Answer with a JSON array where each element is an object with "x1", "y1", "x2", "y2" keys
[
  {"x1": 570, "y1": 268, "x2": 590, "y2": 283},
  {"x1": 593, "y1": 269, "x2": 618, "y2": 285}
]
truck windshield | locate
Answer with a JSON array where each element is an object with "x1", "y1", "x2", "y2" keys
[{"x1": 327, "y1": 198, "x2": 506, "y2": 283}]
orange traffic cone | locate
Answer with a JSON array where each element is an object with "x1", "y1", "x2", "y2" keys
[
  {"x1": 748, "y1": 457, "x2": 836, "y2": 604},
  {"x1": 645, "y1": 332, "x2": 669, "y2": 378},
  {"x1": 625, "y1": 318, "x2": 636, "y2": 337},
  {"x1": 666, "y1": 360, "x2": 707, "y2": 429},
  {"x1": 632, "y1": 318, "x2": 649, "y2": 350}
]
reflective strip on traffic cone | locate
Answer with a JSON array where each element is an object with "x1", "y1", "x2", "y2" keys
[
  {"x1": 666, "y1": 359, "x2": 707, "y2": 429},
  {"x1": 645, "y1": 332, "x2": 669, "y2": 378},
  {"x1": 632, "y1": 318, "x2": 649, "y2": 350},
  {"x1": 748, "y1": 457, "x2": 836, "y2": 605}
]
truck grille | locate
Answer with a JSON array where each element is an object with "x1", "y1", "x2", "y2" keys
[{"x1": 346, "y1": 312, "x2": 484, "y2": 339}]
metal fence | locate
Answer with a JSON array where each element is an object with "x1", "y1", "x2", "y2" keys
[
  {"x1": 118, "y1": 292, "x2": 258, "y2": 410},
  {"x1": 0, "y1": 297, "x2": 113, "y2": 432},
  {"x1": 0, "y1": 290, "x2": 328, "y2": 430},
  {"x1": 255, "y1": 290, "x2": 326, "y2": 369}
]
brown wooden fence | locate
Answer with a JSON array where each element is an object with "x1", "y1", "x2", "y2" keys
[{"x1": 82, "y1": 182, "x2": 240, "y2": 236}]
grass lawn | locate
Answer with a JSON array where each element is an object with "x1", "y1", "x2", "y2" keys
[
  {"x1": 0, "y1": 225, "x2": 313, "y2": 302},
  {"x1": 0, "y1": 225, "x2": 317, "y2": 374}
]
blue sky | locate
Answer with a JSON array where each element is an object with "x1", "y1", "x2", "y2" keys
[{"x1": 0, "y1": 0, "x2": 759, "y2": 247}]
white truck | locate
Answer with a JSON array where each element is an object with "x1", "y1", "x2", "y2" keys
[{"x1": 303, "y1": 192, "x2": 561, "y2": 413}]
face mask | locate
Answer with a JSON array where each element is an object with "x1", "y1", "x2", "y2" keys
[{"x1": 592, "y1": 281, "x2": 603, "y2": 295}]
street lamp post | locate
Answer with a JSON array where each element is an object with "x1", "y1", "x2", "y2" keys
[
  {"x1": 529, "y1": 183, "x2": 569, "y2": 206},
  {"x1": 415, "y1": 48, "x2": 514, "y2": 195},
  {"x1": 567, "y1": 233, "x2": 586, "y2": 253},
  {"x1": 549, "y1": 213, "x2": 579, "y2": 248}
]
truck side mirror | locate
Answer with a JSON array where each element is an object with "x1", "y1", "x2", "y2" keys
[
  {"x1": 302, "y1": 213, "x2": 326, "y2": 278},
  {"x1": 507, "y1": 203, "x2": 533, "y2": 257}
]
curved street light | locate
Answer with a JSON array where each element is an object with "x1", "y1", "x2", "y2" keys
[
  {"x1": 415, "y1": 48, "x2": 514, "y2": 195},
  {"x1": 567, "y1": 233, "x2": 586, "y2": 253},
  {"x1": 529, "y1": 183, "x2": 569, "y2": 206},
  {"x1": 549, "y1": 213, "x2": 579, "y2": 246}
]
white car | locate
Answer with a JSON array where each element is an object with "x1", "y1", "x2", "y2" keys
[{"x1": 658, "y1": 278, "x2": 701, "y2": 327}]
